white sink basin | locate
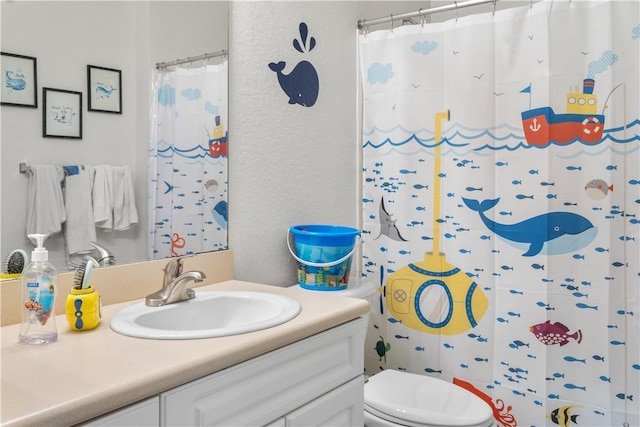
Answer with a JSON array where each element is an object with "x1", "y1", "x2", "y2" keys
[{"x1": 110, "y1": 291, "x2": 301, "y2": 339}]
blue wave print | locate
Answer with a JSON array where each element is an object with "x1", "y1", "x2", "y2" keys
[
  {"x1": 364, "y1": 134, "x2": 469, "y2": 149},
  {"x1": 364, "y1": 119, "x2": 640, "y2": 152},
  {"x1": 156, "y1": 143, "x2": 215, "y2": 159}
]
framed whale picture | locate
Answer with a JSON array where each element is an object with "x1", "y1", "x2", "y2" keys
[
  {"x1": 0, "y1": 52, "x2": 37, "y2": 108},
  {"x1": 87, "y1": 65, "x2": 122, "y2": 114}
]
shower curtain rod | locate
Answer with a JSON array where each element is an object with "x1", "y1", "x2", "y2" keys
[
  {"x1": 357, "y1": 0, "x2": 500, "y2": 29},
  {"x1": 155, "y1": 49, "x2": 227, "y2": 70}
]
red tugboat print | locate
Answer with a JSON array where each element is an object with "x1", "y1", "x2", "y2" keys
[
  {"x1": 521, "y1": 78, "x2": 604, "y2": 146},
  {"x1": 208, "y1": 115, "x2": 228, "y2": 158}
]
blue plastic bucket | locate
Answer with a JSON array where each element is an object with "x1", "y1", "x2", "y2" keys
[{"x1": 288, "y1": 225, "x2": 360, "y2": 291}]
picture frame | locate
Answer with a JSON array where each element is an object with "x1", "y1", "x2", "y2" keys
[
  {"x1": 1, "y1": 52, "x2": 38, "y2": 108},
  {"x1": 43, "y1": 87, "x2": 82, "y2": 139},
  {"x1": 87, "y1": 65, "x2": 122, "y2": 113}
]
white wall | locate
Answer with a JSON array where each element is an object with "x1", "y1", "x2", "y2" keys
[
  {"x1": 228, "y1": 1, "x2": 421, "y2": 286},
  {"x1": 0, "y1": 1, "x2": 227, "y2": 270}
]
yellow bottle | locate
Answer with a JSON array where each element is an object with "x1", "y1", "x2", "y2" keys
[{"x1": 66, "y1": 286, "x2": 101, "y2": 331}]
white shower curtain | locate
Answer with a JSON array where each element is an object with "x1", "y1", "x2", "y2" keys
[
  {"x1": 360, "y1": 1, "x2": 639, "y2": 425},
  {"x1": 148, "y1": 61, "x2": 228, "y2": 259}
]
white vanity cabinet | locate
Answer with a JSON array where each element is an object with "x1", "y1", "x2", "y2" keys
[
  {"x1": 83, "y1": 317, "x2": 366, "y2": 426},
  {"x1": 161, "y1": 317, "x2": 366, "y2": 426}
]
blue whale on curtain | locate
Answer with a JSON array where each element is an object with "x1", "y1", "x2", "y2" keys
[{"x1": 462, "y1": 197, "x2": 597, "y2": 257}]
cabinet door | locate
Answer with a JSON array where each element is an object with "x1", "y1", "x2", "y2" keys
[
  {"x1": 285, "y1": 376, "x2": 364, "y2": 427},
  {"x1": 161, "y1": 318, "x2": 366, "y2": 426},
  {"x1": 79, "y1": 397, "x2": 159, "y2": 427}
]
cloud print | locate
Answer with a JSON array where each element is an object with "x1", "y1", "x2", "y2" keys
[
  {"x1": 158, "y1": 84, "x2": 175, "y2": 106},
  {"x1": 368, "y1": 63, "x2": 394, "y2": 85},
  {"x1": 587, "y1": 49, "x2": 619, "y2": 78},
  {"x1": 205, "y1": 100, "x2": 219, "y2": 115},
  {"x1": 181, "y1": 88, "x2": 202, "y2": 101},
  {"x1": 411, "y1": 40, "x2": 438, "y2": 55}
]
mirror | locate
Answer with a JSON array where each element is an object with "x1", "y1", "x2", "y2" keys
[{"x1": 1, "y1": 1, "x2": 229, "y2": 272}]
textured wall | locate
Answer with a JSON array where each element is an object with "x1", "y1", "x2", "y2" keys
[
  {"x1": 228, "y1": 1, "x2": 422, "y2": 286},
  {"x1": 229, "y1": 2, "x2": 359, "y2": 286}
]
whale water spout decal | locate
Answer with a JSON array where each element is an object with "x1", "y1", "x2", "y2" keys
[
  {"x1": 462, "y1": 197, "x2": 597, "y2": 257},
  {"x1": 269, "y1": 22, "x2": 319, "y2": 107}
]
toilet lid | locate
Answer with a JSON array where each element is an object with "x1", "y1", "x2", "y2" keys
[{"x1": 364, "y1": 370, "x2": 493, "y2": 427}]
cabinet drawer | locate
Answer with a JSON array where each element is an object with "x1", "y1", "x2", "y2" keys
[{"x1": 161, "y1": 318, "x2": 366, "y2": 426}]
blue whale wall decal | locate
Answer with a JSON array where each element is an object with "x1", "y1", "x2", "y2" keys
[
  {"x1": 269, "y1": 22, "x2": 319, "y2": 108},
  {"x1": 269, "y1": 60, "x2": 319, "y2": 107},
  {"x1": 463, "y1": 197, "x2": 597, "y2": 257}
]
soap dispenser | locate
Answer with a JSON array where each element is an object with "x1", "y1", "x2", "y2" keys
[{"x1": 19, "y1": 234, "x2": 58, "y2": 344}]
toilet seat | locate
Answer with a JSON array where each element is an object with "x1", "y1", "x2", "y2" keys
[{"x1": 364, "y1": 370, "x2": 493, "y2": 427}]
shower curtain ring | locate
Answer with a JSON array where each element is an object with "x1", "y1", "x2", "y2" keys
[
  {"x1": 390, "y1": 14, "x2": 394, "y2": 32},
  {"x1": 454, "y1": 2, "x2": 458, "y2": 22},
  {"x1": 418, "y1": 8, "x2": 425, "y2": 27},
  {"x1": 493, "y1": 0, "x2": 497, "y2": 16}
]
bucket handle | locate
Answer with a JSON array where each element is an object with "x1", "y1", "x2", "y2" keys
[{"x1": 287, "y1": 230, "x2": 360, "y2": 268}]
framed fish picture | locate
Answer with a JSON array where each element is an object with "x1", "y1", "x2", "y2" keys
[
  {"x1": 0, "y1": 52, "x2": 38, "y2": 108},
  {"x1": 87, "y1": 65, "x2": 122, "y2": 114},
  {"x1": 43, "y1": 87, "x2": 82, "y2": 139}
]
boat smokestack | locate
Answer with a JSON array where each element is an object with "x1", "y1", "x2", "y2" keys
[{"x1": 583, "y1": 78, "x2": 595, "y2": 94}]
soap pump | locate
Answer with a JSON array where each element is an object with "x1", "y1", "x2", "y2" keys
[{"x1": 19, "y1": 234, "x2": 58, "y2": 344}]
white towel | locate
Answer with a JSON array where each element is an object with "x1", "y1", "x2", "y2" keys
[
  {"x1": 25, "y1": 164, "x2": 66, "y2": 238},
  {"x1": 113, "y1": 165, "x2": 138, "y2": 231},
  {"x1": 63, "y1": 165, "x2": 97, "y2": 254},
  {"x1": 93, "y1": 165, "x2": 114, "y2": 229}
]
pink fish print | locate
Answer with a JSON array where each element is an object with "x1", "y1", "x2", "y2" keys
[{"x1": 530, "y1": 320, "x2": 582, "y2": 346}]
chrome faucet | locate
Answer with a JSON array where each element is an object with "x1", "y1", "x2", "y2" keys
[
  {"x1": 145, "y1": 255, "x2": 206, "y2": 307},
  {"x1": 89, "y1": 241, "x2": 116, "y2": 266}
]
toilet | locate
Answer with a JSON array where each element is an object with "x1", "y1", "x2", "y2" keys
[
  {"x1": 294, "y1": 281, "x2": 494, "y2": 427},
  {"x1": 363, "y1": 369, "x2": 494, "y2": 427}
]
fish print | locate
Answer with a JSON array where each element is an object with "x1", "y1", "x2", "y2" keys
[
  {"x1": 530, "y1": 320, "x2": 582, "y2": 346},
  {"x1": 584, "y1": 179, "x2": 613, "y2": 200},
  {"x1": 549, "y1": 405, "x2": 580, "y2": 427}
]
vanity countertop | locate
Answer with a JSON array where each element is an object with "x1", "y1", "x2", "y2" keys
[{"x1": 1, "y1": 280, "x2": 370, "y2": 426}]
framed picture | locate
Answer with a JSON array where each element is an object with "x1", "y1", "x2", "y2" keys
[
  {"x1": 43, "y1": 87, "x2": 82, "y2": 139},
  {"x1": 87, "y1": 65, "x2": 122, "y2": 113},
  {"x1": 1, "y1": 52, "x2": 37, "y2": 107}
]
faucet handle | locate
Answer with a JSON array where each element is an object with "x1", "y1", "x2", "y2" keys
[{"x1": 163, "y1": 254, "x2": 194, "y2": 282}]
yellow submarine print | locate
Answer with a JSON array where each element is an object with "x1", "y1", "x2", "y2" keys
[
  {"x1": 386, "y1": 251, "x2": 489, "y2": 335},
  {"x1": 384, "y1": 110, "x2": 489, "y2": 335}
]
